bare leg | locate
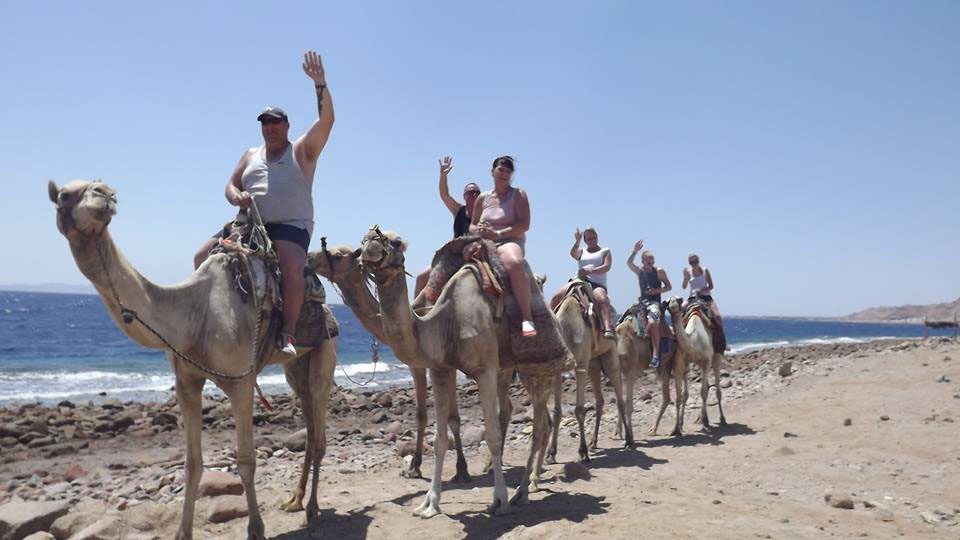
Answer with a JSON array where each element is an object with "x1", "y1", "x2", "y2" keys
[
  {"x1": 545, "y1": 371, "x2": 562, "y2": 464},
  {"x1": 498, "y1": 243, "x2": 534, "y2": 322},
  {"x1": 414, "y1": 266, "x2": 431, "y2": 298},
  {"x1": 648, "y1": 318, "x2": 661, "y2": 360},
  {"x1": 275, "y1": 240, "x2": 307, "y2": 336},
  {"x1": 228, "y1": 382, "x2": 266, "y2": 540},
  {"x1": 413, "y1": 368, "x2": 454, "y2": 518},
  {"x1": 174, "y1": 367, "x2": 206, "y2": 540},
  {"x1": 404, "y1": 367, "x2": 427, "y2": 479},
  {"x1": 594, "y1": 288, "x2": 613, "y2": 333}
]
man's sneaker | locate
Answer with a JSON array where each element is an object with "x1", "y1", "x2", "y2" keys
[
  {"x1": 521, "y1": 320, "x2": 537, "y2": 337},
  {"x1": 279, "y1": 333, "x2": 297, "y2": 356},
  {"x1": 649, "y1": 355, "x2": 660, "y2": 368}
]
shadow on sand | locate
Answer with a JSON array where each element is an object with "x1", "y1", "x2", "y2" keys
[{"x1": 639, "y1": 421, "x2": 757, "y2": 449}]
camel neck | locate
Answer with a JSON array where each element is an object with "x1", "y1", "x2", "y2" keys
[{"x1": 375, "y1": 272, "x2": 426, "y2": 362}]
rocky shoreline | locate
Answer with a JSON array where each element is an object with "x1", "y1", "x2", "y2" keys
[{"x1": 0, "y1": 337, "x2": 955, "y2": 538}]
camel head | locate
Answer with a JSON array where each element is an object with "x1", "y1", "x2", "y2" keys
[
  {"x1": 667, "y1": 296, "x2": 683, "y2": 316},
  {"x1": 307, "y1": 243, "x2": 363, "y2": 280},
  {"x1": 534, "y1": 274, "x2": 547, "y2": 292},
  {"x1": 359, "y1": 226, "x2": 407, "y2": 273},
  {"x1": 48, "y1": 180, "x2": 117, "y2": 243}
]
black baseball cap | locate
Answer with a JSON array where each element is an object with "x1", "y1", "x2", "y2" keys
[{"x1": 257, "y1": 106, "x2": 288, "y2": 122}]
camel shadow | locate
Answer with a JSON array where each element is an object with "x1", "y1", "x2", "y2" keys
[
  {"x1": 580, "y1": 445, "x2": 668, "y2": 471},
  {"x1": 452, "y1": 490, "x2": 609, "y2": 540},
  {"x1": 268, "y1": 508, "x2": 373, "y2": 540},
  {"x1": 387, "y1": 464, "x2": 531, "y2": 507},
  {"x1": 639, "y1": 421, "x2": 756, "y2": 449}
]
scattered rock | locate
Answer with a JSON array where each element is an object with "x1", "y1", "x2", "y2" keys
[
  {"x1": 825, "y1": 491, "x2": 855, "y2": 510},
  {"x1": 0, "y1": 500, "x2": 70, "y2": 540},
  {"x1": 461, "y1": 426, "x2": 485, "y2": 447},
  {"x1": 880, "y1": 415, "x2": 890, "y2": 421},
  {"x1": 384, "y1": 421, "x2": 404, "y2": 436},
  {"x1": 197, "y1": 470, "x2": 244, "y2": 497},
  {"x1": 51, "y1": 511, "x2": 100, "y2": 539},
  {"x1": 778, "y1": 361, "x2": 793, "y2": 377},
  {"x1": 843, "y1": 418, "x2": 852, "y2": 426},
  {"x1": 284, "y1": 428, "x2": 308, "y2": 452},
  {"x1": 937, "y1": 375, "x2": 951, "y2": 383},
  {"x1": 371, "y1": 412, "x2": 388, "y2": 424},
  {"x1": 72, "y1": 514, "x2": 124, "y2": 539},
  {"x1": 560, "y1": 462, "x2": 591, "y2": 482},
  {"x1": 63, "y1": 463, "x2": 86, "y2": 482},
  {"x1": 396, "y1": 440, "x2": 417, "y2": 458},
  {"x1": 208, "y1": 496, "x2": 249, "y2": 523},
  {"x1": 783, "y1": 432, "x2": 798, "y2": 438},
  {"x1": 720, "y1": 379, "x2": 732, "y2": 388},
  {"x1": 127, "y1": 502, "x2": 174, "y2": 532},
  {"x1": 22, "y1": 532, "x2": 55, "y2": 540}
]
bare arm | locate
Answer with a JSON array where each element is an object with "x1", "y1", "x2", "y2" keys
[
  {"x1": 704, "y1": 268, "x2": 715, "y2": 292},
  {"x1": 569, "y1": 229, "x2": 583, "y2": 260},
  {"x1": 656, "y1": 268, "x2": 673, "y2": 295},
  {"x1": 682, "y1": 267, "x2": 691, "y2": 290},
  {"x1": 437, "y1": 156, "x2": 461, "y2": 215},
  {"x1": 224, "y1": 149, "x2": 256, "y2": 207},
  {"x1": 626, "y1": 240, "x2": 643, "y2": 275},
  {"x1": 594, "y1": 251, "x2": 613, "y2": 274},
  {"x1": 296, "y1": 51, "x2": 335, "y2": 165},
  {"x1": 469, "y1": 193, "x2": 485, "y2": 233}
]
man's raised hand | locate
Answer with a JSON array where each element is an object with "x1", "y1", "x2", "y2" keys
[
  {"x1": 439, "y1": 156, "x2": 453, "y2": 177},
  {"x1": 302, "y1": 51, "x2": 326, "y2": 86}
]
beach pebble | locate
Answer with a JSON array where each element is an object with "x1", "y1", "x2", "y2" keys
[
  {"x1": 22, "y1": 532, "x2": 55, "y2": 540},
  {"x1": 51, "y1": 511, "x2": 101, "y2": 539},
  {"x1": 843, "y1": 418, "x2": 853, "y2": 426},
  {"x1": 462, "y1": 426, "x2": 485, "y2": 447},
  {"x1": 207, "y1": 496, "x2": 248, "y2": 524},
  {"x1": 824, "y1": 489, "x2": 855, "y2": 510},
  {"x1": 126, "y1": 501, "x2": 174, "y2": 532},
  {"x1": 371, "y1": 411, "x2": 389, "y2": 424},
  {"x1": 937, "y1": 375, "x2": 950, "y2": 383},
  {"x1": 778, "y1": 361, "x2": 793, "y2": 377},
  {"x1": 63, "y1": 463, "x2": 86, "y2": 482},
  {"x1": 384, "y1": 421, "x2": 404, "y2": 436},
  {"x1": 880, "y1": 415, "x2": 890, "y2": 421},
  {"x1": 197, "y1": 470, "x2": 244, "y2": 497},
  {"x1": 396, "y1": 440, "x2": 417, "y2": 458},
  {"x1": 284, "y1": 428, "x2": 308, "y2": 452},
  {"x1": 0, "y1": 500, "x2": 70, "y2": 540}
]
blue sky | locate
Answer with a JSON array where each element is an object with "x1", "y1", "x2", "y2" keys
[{"x1": 2, "y1": 1, "x2": 957, "y2": 317}]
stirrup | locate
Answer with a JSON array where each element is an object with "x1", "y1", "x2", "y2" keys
[
  {"x1": 521, "y1": 320, "x2": 537, "y2": 337},
  {"x1": 649, "y1": 355, "x2": 660, "y2": 368},
  {"x1": 278, "y1": 333, "x2": 297, "y2": 355}
]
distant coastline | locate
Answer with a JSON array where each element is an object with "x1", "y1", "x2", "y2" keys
[
  {"x1": 0, "y1": 283, "x2": 97, "y2": 295},
  {"x1": 841, "y1": 297, "x2": 960, "y2": 325}
]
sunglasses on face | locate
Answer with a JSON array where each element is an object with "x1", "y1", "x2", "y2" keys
[
  {"x1": 464, "y1": 190, "x2": 481, "y2": 196},
  {"x1": 689, "y1": 260, "x2": 699, "y2": 265}
]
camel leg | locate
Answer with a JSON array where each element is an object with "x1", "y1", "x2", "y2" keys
[
  {"x1": 485, "y1": 369, "x2": 514, "y2": 473},
  {"x1": 448, "y1": 375, "x2": 471, "y2": 484},
  {"x1": 511, "y1": 372, "x2": 551, "y2": 505},
  {"x1": 651, "y1": 375, "x2": 670, "y2": 435},
  {"x1": 620, "y1": 355, "x2": 637, "y2": 440},
  {"x1": 280, "y1": 358, "x2": 310, "y2": 513},
  {"x1": 600, "y1": 350, "x2": 633, "y2": 448},
  {"x1": 699, "y1": 361, "x2": 711, "y2": 430},
  {"x1": 227, "y1": 382, "x2": 266, "y2": 540},
  {"x1": 174, "y1": 368, "x2": 205, "y2": 540},
  {"x1": 478, "y1": 368, "x2": 511, "y2": 515},
  {"x1": 587, "y1": 359, "x2": 604, "y2": 451},
  {"x1": 403, "y1": 367, "x2": 427, "y2": 479},
  {"x1": 713, "y1": 354, "x2": 727, "y2": 426},
  {"x1": 573, "y1": 366, "x2": 590, "y2": 463},
  {"x1": 305, "y1": 342, "x2": 336, "y2": 524},
  {"x1": 545, "y1": 371, "x2": 562, "y2": 465},
  {"x1": 413, "y1": 368, "x2": 453, "y2": 518},
  {"x1": 671, "y1": 366, "x2": 686, "y2": 437}
]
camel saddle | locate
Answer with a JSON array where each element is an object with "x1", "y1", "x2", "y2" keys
[
  {"x1": 207, "y1": 212, "x2": 339, "y2": 348},
  {"x1": 682, "y1": 298, "x2": 726, "y2": 354},
  {"x1": 425, "y1": 236, "x2": 569, "y2": 373},
  {"x1": 618, "y1": 302, "x2": 650, "y2": 338},
  {"x1": 555, "y1": 279, "x2": 606, "y2": 333}
]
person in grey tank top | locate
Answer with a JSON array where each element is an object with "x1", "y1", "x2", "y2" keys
[
  {"x1": 626, "y1": 240, "x2": 672, "y2": 367},
  {"x1": 682, "y1": 252, "x2": 724, "y2": 330},
  {"x1": 193, "y1": 51, "x2": 335, "y2": 355}
]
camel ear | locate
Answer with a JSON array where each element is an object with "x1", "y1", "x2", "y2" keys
[
  {"x1": 48, "y1": 180, "x2": 59, "y2": 204},
  {"x1": 352, "y1": 248, "x2": 362, "y2": 258},
  {"x1": 390, "y1": 239, "x2": 406, "y2": 253}
]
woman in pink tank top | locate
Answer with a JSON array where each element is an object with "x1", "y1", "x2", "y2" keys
[{"x1": 471, "y1": 156, "x2": 537, "y2": 336}]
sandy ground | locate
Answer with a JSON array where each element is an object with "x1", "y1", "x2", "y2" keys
[{"x1": 2, "y1": 337, "x2": 959, "y2": 539}]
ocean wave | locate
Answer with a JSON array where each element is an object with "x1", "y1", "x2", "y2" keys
[
  {"x1": 0, "y1": 371, "x2": 169, "y2": 383},
  {"x1": 727, "y1": 335, "x2": 904, "y2": 355},
  {"x1": 728, "y1": 341, "x2": 791, "y2": 354}
]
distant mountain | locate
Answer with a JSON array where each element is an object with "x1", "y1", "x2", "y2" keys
[
  {"x1": 0, "y1": 283, "x2": 96, "y2": 295},
  {"x1": 843, "y1": 297, "x2": 960, "y2": 323}
]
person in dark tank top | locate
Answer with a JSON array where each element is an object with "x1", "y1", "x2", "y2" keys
[
  {"x1": 413, "y1": 156, "x2": 482, "y2": 297},
  {"x1": 627, "y1": 240, "x2": 672, "y2": 367}
]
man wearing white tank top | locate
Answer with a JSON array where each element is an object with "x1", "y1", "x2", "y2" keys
[{"x1": 193, "y1": 51, "x2": 335, "y2": 355}]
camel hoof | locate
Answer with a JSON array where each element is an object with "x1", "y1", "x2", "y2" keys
[
  {"x1": 544, "y1": 454, "x2": 557, "y2": 465},
  {"x1": 449, "y1": 471, "x2": 472, "y2": 484},
  {"x1": 487, "y1": 498, "x2": 513, "y2": 516},
  {"x1": 413, "y1": 501, "x2": 441, "y2": 519},
  {"x1": 647, "y1": 428, "x2": 658, "y2": 436},
  {"x1": 719, "y1": 418, "x2": 728, "y2": 427},
  {"x1": 579, "y1": 454, "x2": 591, "y2": 464},
  {"x1": 510, "y1": 490, "x2": 530, "y2": 506},
  {"x1": 588, "y1": 441, "x2": 598, "y2": 451},
  {"x1": 279, "y1": 496, "x2": 304, "y2": 513},
  {"x1": 670, "y1": 429, "x2": 682, "y2": 437},
  {"x1": 401, "y1": 467, "x2": 423, "y2": 479},
  {"x1": 624, "y1": 438, "x2": 636, "y2": 449}
]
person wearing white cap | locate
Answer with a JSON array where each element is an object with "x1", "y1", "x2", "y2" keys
[{"x1": 194, "y1": 50, "x2": 334, "y2": 355}]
